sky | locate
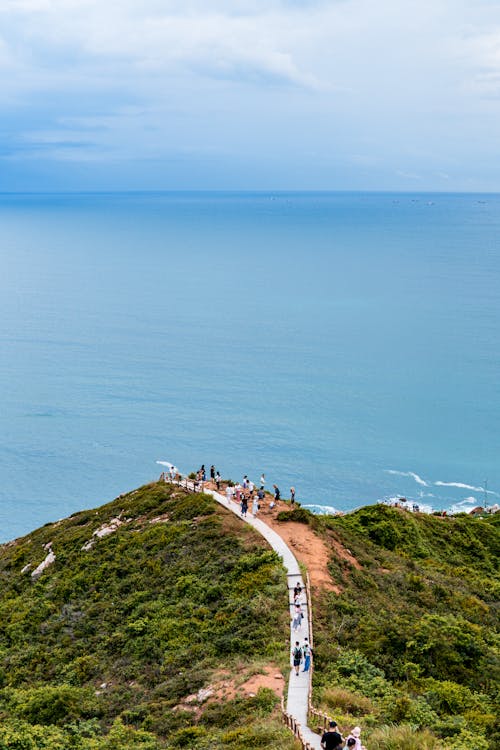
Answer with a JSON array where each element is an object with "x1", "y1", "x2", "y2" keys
[{"x1": 1, "y1": 0, "x2": 500, "y2": 191}]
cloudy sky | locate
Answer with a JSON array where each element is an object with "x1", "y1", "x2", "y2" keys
[{"x1": 1, "y1": 0, "x2": 500, "y2": 191}]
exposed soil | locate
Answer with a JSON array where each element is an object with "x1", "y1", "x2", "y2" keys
[
  {"x1": 175, "y1": 663, "x2": 285, "y2": 713},
  {"x1": 203, "y1": 482, "x2": 362, "y2": 592}
]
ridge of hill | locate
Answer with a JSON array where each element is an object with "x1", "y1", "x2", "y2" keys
[{"x1": 0, "y1": 483, "x2": 296, "y2": 749}]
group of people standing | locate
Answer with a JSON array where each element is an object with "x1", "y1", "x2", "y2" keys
[{"x1": 321, "y1": 721, "x2": 365, "y2": 750}]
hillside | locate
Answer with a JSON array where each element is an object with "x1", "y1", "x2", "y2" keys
[
  {"x1": 294, "y1": 505, "x2": 499, "y2": 750},
  {"x1": 0, "y1": 483, "x2": 296, "y2": 749}
]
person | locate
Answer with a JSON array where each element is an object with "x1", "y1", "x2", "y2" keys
[
  {"x1": 170, "y1": 465, "x2": 177, "y2": 482},
  {"x1": 210, "y1": 465, "x2": 215, "y2": 481},
  {"x1": 290, "y1": 487, "x2": 296, "y2": 505},
  {"x1": 241, "y1": 495, "x2": 248, "y2": 517},
  {"x1": 252, "y1": 493, "x2": 259, "y2": 517},
  {"x1": 225, "y1": 484, "x2": 233, "y2": 504},
  {"x1": 292, "y1": 641, "x2": 302, "y2": 675},
  {"x1": 302, "y1": 637, "x2": 312, "y2": 672},
  {"x1": 235, "y1": 483, "x2": 242, "y2": 503},
  {"x1": 293, "y1": 582, "x2": 302, "y2": 598},
  {"x1": 215, "y1": 471, "x2": 221, "y2": 490},
  {"x1": 345, "y1": 740, "x2": 356, "y2": 750},
  {"x1": 345, "y1": 728, "x2": 362, "y2": 750},
  {"x1": 273, "y1": 484, "x2": 280, "y2": 501},
  {"x1": 201, "y1": 465, "x2": 206, "y2": 481},
  {"x1": 248, "y1": 479, "x2": 254, "y2": 493},
  {"x1": 242, "y1": 475, "x2": 248, "y2": 489},
  {"x1": 321, "y1": 721, "x2": 342, "y2": 750},
  {"x1": 292, "y1": 606, "x2": 302, "y2": 631},
  {"x1": 260, "y1": 473, "x2": 265, "y2": 487}
]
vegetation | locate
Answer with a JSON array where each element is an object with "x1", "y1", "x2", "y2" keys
[
  {"x1": 310, "y1": 505, "x2": 499, "y2": 750},
  {"x1": 2, "y1": 481, "x2": 498, "y2": 750},
  {"x1": 0, "y1": 483, "x2": 296, "y2": 749}
]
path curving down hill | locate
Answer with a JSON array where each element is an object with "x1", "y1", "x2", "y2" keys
[{"x1": 204, "y1": 488, "x2": 322, "y2": 750}]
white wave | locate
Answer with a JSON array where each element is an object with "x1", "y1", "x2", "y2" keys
[
  {"x1": 385, "y1": 470, "x2": 428, "y2": 486},
  {"x1": 302, "y1": 504, "x2": 340, "y2": 515},
  {"x1": 381, "y1": 495, "x2": 434, "y2": 513},
  {"x1": 448, "y1": 498, "x2": 480, "y2": 514},
  {"x1": 433, "y1": 480, "x2": 498, "y2": 495}
]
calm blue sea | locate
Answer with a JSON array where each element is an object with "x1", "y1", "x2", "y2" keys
[{"x1": 0, "y1": 192, "x2": 499, "y2": 540}]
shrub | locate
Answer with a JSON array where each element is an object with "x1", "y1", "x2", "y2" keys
[
  {"x1": 13, "y1": 685, "x2": 97, "y2": 726},
  {"x1": 367, "y1": 724, "x2": 442, "y2": 750},
  {"x1": 276, "y1": 508, "x2": 311, "y2": 524},
  {"x1": 320, "y1": 687, "x2": 373, "y2": 716}
]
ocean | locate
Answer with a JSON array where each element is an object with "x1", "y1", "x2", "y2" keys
[{"x1": 0, "y1": 191, "x2": 499, "y2": 540}]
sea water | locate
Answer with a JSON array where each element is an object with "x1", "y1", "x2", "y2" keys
[{"x1": 0, "y1": 192, "x2": 499, "y2": 540}]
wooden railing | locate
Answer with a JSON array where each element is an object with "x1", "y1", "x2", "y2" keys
[
  {"x1": 305, "y1": 571, "x2": 336, "y2": 735},
  {"x1": 281, "y1": 697, "x2": 316, "y2": 750}
]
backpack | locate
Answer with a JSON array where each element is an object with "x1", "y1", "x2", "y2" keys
[{"x1": 293, "y1": 647, "x2": 302, "y2": 660}]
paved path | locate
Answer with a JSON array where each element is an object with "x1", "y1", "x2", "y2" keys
[{"x1": 204, "y1": 488, "x2": 322, "y2": 750}]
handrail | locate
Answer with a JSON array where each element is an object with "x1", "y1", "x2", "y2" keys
[
  {"x1": 305, "y1": 571, "x2": 336, "y2": 734},
  {"x1": 281, "y1": 696, "x2": 315, "y2": 750}
]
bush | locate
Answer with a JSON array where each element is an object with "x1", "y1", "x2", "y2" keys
[
  {"x1": 320, "y1": 687, "x2": 373, "y2": 716},
  {"x1": 367, "y1": 724, "x2": 442, "y2": 750},
  {"x1": 276, "y1": 508, "x2": 312, "y2": 524},
  {"x1": 13, "y1": 685, "x2": 97, "y2": 726}
]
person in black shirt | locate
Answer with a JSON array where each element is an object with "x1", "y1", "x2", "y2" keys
[{"x1": 321, "y1": 720, "x2": 342, "y2": 750}]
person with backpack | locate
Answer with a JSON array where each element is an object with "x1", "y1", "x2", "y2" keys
[
  {"x1": 241, "y1": 495, "x2": 248, "y2": 517},
  {"x1": 302, "y1": 637, "x2": 312, "y2": 672},
  {"x1": 292, "y1": 641, "x2": 302, "y2": 675},
  {"x1": 321, "y1": 721, "x2": 343, "y2": 750}
]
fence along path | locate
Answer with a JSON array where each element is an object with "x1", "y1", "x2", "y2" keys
[{"x1": 168, "y1": 475, "x2": 323, "y2": 749}]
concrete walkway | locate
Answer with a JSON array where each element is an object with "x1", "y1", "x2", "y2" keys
[{"x1": 204, "y1": 488, "x2": 322, "y2": 750}]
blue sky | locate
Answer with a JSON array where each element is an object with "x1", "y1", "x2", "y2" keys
[{"x1": 1, "y1": 0, "x2": 500, "y2": 191}]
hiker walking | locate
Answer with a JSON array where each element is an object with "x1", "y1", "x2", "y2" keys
[
  {"x1": 241, "y1": 495, "x2": 248, "y2": 517},
  {"x1": 293, "y1": 581, "x2": 302, "y2": 598},
  {"x1": 292, "y1": 605, "x2": 303, "y2": 630},
  {"x1": 321, "y1": 721, "x2": 342, "y2": 750},
  {"x1": 215, "y1": 471, "x2": 221, "y2": 490},
  {"x1": 345, "y1": 728, "x2": 362, "y2": 750},
  {"x1": 210, "y1": 465, "x2": 215, "y2": 481},
  {"x1": 292, "y1": 641, "x2": 302, "y2": 676},
  {"x1": 302, "y1": 637, "x2": 312, "y2": 672},
  {"x1": 290, "y1": 487, "x2": 296, "y2": 505},
  {"x1": 252, "y1": 493, "x2": 259, "y2": 517},
  {"x1": 273, "y1": 484, "x2": 280, "y2": 501},
  {"x1": 260, "y1": 473, "x2": 265, "y2": 487},
  {"x1": 225, "y1": 484, "x2": 234, "y2": 504}
]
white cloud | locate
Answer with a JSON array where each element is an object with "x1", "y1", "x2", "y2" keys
[{"x1": 1, "y1": 0, "x2": 500, "y2": 187}]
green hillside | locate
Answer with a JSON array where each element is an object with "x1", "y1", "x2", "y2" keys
[
  {"x1": 305, "y1": 505, "x2": 500, "y2": 750},
  {"x1": 0, "y1": 483, "x2": 295, "y2": 749}
]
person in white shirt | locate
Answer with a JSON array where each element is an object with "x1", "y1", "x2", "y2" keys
[
  {"x1": 260, "y1": 473, "x2": 265, "y2": 487},
  {"x1": 225, "y1": 485, "x2": 234, "y2": 504}
]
